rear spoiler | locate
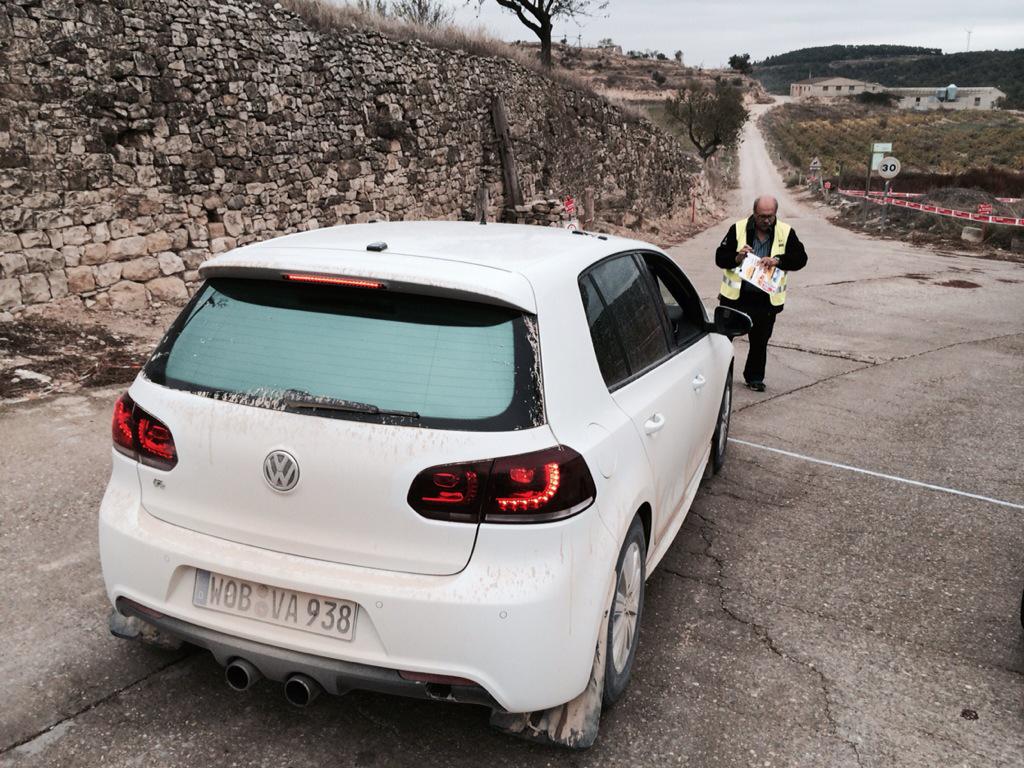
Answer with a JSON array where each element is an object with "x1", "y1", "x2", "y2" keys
[{"x1": 195, "y1": 264, "x2": 540, "y2": 313}]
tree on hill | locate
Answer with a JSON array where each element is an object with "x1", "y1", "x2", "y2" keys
[
  {"x1": 666, "y1": 79, "x2": 749, "y2": 161},
  {"x1": 728, "y1": 53, "x2": 751, "y2": 73},
  {"x1": 477, "y1": 0, "x2": 609, "y2": 67}
]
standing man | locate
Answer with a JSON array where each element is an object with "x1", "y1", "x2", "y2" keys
[{"x1": 715, "y1": 196, "x2": 808, "y2": 392}]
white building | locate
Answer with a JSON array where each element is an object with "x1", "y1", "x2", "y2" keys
[
  {"x1": 888, "y1": 85, "x2": 1006, "y2": 111},
  {"x1": 790, "y1": 77, "x2": 884, "y2": 99},
  {"x1": 790, "y1": 77, "x2": 1006, "y2": 111}
]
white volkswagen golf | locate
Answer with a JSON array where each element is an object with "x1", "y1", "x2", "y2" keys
[{"x1": 100, "y1": 221, "x2": 750, "y2": 747}]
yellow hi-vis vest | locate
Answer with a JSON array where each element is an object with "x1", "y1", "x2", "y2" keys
[{"x1": 719, "y1": 217, "x2": 792, "y2": 307}]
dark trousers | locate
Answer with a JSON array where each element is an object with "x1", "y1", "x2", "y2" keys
[{"x1": 743, "y1": 309, "x2": 777, "y2": 383}]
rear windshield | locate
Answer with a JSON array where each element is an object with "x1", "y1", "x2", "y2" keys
[{"x1": 144, "y1": 278, "x2": 544, "y2": 431}]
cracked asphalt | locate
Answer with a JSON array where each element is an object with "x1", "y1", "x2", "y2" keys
[{"x1": 1, "y1": 104, "x2": 1022, "y2": 766}]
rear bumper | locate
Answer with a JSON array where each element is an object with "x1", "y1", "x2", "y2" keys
[
  {"x1": 114, "y1": 598, "x2": 501, "y2": 708},
  {"x1": 99, "y1": 452, "x2": 619, "y2": 712}
]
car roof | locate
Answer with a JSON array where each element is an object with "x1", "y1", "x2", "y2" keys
[{"x1": 199, "y1": 222, "x2": 662, "y2": 312}]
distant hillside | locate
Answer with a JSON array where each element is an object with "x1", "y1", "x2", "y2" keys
[
  {"x1": 760, "y1": 45, "x2": 940, "y2": 66},
  {"x1": 753, "y1": 46, "x2": 1024, "y2": 108}
]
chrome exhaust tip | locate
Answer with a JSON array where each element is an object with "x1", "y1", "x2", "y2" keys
[
  {"x1": 225, "y1": 658, "x2": 262, "y2": 692},
  {"x1": 284, "y1": 673, "x2": 322, "y2": 707}
]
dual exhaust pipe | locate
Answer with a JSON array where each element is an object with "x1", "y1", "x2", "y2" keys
[{"x1": 224, "y1": 658, "x2": 321, "y2": 707}]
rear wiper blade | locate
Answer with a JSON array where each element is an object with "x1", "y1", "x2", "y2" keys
[{"x1": 281, "y1": 390, "x2": 420, "y2": 419}]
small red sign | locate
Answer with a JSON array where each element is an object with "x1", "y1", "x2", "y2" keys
[
  {"x1": 977, "y1": 203, "x2": 994, "y2": 215},
  {"x1": 563, "y1": 196, "x2": 576, "y2": 215}
]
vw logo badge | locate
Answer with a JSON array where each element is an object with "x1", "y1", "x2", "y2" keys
[{"x1": 263, "y1": 450, "x2": 299, "y2": 493}]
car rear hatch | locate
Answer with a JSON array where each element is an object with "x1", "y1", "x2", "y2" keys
[{"x1": 132, "y1": 271, "x2": 550, "y2": 576}]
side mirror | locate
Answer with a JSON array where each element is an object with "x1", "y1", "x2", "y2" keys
[{"x1": 713, "y1": 306, "x2": 752, "y2": 338}]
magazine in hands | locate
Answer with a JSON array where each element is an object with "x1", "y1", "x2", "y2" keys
[{"x1": 739, "y1": 253, "x2": 785, "y2": 295}]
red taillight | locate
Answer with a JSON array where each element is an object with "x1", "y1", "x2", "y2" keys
[
  {"x1": 407, "y1": 461, "x2": 490, "y2": 523},
  {"x1": 111, "y1": 393, "x2": 178, "y2": 470},
  {"x1": 112, "y1": 394, "x2": 135, "y2": 455},
  {"x1": 137, "y1": 416, "x2": 175, "y2": 461},
  {"x1": 407, "y1": 446, "x2": 595, "y2": 524}
]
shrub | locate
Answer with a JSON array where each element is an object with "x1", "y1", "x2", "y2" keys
[{"x1": 854, "y1": 91, "x2": 899, "y2": 107}]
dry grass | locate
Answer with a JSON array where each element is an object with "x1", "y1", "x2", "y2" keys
[{"x1": 277, "y1": 0, "x2": 596, "y2": 94}]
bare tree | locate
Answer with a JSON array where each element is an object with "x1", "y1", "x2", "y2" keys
[
  {"x1": 393, "y1": 0, "x2": 454, "y2": 26},
  {"x1": 666, "y1": 79, "x2": 749, "y2": 161},
  {"x1": 356, "y1": 0, "x2": 389, "y2": 15},
  {"x1": 478, "y1": 1, "x2": 608, "y2": 68}
]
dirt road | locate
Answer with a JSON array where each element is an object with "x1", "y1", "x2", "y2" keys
[{"x1": 1, "y1": 105, "x2": 1022, "y2": 767}]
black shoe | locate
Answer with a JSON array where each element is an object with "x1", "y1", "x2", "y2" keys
[{"x1": 745, "y1": 380, "x2": 766, "y2": 392}]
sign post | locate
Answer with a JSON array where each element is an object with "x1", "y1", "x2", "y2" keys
[
  {"x1": 809, "y1": 157, "x2": 822, "y2": 194},
  {"x1": 877, "y1": 156, "x2": 900, "y2": 230},
  {"x1": 563, "y1": 195, "x2": 579, "y2": 230},
  {"x1": 864, "y1": 142, "x2": 892, "y2": 224}
]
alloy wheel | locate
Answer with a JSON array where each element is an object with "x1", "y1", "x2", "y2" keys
[
  {"x1": 612, "y1": 542, "x2": 643, "y2": 673},
  {"x1": 717, "y1": 382, "x2": 731, "y2": 457}
]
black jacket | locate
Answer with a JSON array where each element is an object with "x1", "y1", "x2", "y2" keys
[{"x1": 714, "y1": 217, "x2": 808, "y2": 313}]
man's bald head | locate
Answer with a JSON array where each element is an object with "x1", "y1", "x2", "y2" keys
[{"x1": 753, "y1": 196, "x2": 779, "y2": 216}]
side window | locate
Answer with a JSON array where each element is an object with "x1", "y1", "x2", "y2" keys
[
  {"x1": 580, "y1": 275, "x2": 630, "y2": 387},
  {"x1": 642, "y1": 254, "x2": 708, "y2": 349},
  {"x1": 583, "y1": 255, "x2": 669, "y2": 385}
]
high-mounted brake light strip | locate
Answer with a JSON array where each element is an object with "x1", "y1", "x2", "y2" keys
[{"x1": 283, "y1": 273, "x2": 384, "y2": 289}]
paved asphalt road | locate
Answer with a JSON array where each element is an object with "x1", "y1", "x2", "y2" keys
[{"x1": 1, "y1": 104, "x2": 1022, "y2": 767}]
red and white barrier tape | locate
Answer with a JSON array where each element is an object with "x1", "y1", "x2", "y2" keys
[
  {"x1": 838, "y1": 189, "x2": 1022, "y2": 204},
  {"x1": 838, "y1": 191, "x2": 1024, "y2": 227},
  {"x1": 838, "y1": 189, "x2": 924, "y2": 199}
]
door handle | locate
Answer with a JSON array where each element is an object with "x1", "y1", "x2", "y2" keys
[
  {"x1": 644, "y1": 413, "x2": 666, "y2": 434},
  {"x1": 692, "y1": 373, "x2": 707, "y2": 392}
]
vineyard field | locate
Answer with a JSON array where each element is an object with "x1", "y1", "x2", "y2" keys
[{"x1": 760, "y1": 104, "x2": 1024, "y2": 178}]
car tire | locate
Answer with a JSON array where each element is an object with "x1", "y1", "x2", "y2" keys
[
  {"x1": 602, "y1": 516, "x2": 646, "y2": 709},
  {"x1": 711, "y1": 372, "x2": 733, "y2": 475}
]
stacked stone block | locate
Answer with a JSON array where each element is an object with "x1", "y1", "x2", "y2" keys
[{"x1": 0, "y1": 0, "x2": 703, "y2": 313}]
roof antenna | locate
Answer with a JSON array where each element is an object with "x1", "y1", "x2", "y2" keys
[{"x1": 475, "y1": 184, "x2": 489, "y2": 225}]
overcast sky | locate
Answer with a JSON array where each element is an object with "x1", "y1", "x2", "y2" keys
[{"x1": 435, "y1": 1, "x2": 1024, "y2": 68}]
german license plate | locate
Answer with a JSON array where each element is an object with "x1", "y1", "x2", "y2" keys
[{"x1": 192, "y1": 570, "x2": 357, "y2": 641}]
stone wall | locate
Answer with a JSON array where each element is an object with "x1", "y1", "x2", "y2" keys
[{"x1": 0, "y1": 0, "x2": 706, "y2": 313}]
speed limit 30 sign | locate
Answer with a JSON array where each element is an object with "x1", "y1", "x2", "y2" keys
[{"x1": 878, "y1": 157, "x2": 901, "y2": 179}]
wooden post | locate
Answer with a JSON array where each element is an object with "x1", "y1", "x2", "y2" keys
[
  {"x1": 583, "y1": 188, "x2": 595, "y2": 229},
  {"x1": 490, "y1": 95, "x2": 524, "y2": 216},
  {"x1": 475, "y1": 184, "x2": 489, "y2": 225}
]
